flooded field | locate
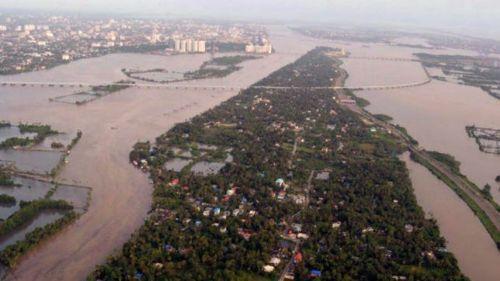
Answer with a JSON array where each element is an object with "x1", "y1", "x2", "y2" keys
[
  {"x1": 0, "y1": 150, "x2": 62, "y2": 174},
  {"x1": 0, "y1": 26, "x2": 315, "y2": 280},
  {"x1": 0, "y1": 177, "x2": 53, "y2": 219},
  {"x1": 0, "y1": 126, "x2": 36, "y2": 143},
  {"x1": 0, "y1": 211, "x2": 65, "y2": 251},
  {"x1": 50, "y1": 185, "x2": 89, "y2": 211},
  {"x1": 401, "y1": 153, "x2": 500, "y2": 281},
  {"x1": 163, "y1": 158, "x2": 191, "y2": 172},
  {"x1": 190, "y1": 161, "x2": 226, "y2": 176}
]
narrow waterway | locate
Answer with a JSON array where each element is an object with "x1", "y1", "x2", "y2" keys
[
  {"x1": 401, "y1": 153, "x2": 500, "y2": 281},
  {"x1": 336, "y1": 38, "x2": 500, "y2": 281}
]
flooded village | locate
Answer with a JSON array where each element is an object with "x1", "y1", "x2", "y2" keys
[{"x1": 0, "y1": 22, "x2": 499, "y2": 281}]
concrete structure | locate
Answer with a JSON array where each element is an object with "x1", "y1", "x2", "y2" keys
[
  {"x1": 174, "y1": 39, "x2": 206, "y2": 53},
  {"x1": 246, "y1": 43, "x2": 273, "y2": 54}
]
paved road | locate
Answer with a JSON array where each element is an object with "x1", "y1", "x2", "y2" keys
[{"x1": 355, "y1": 105, "x2": 500, "y2": 231}]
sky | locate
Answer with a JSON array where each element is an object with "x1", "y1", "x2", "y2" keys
[{"x1": 1, "y1": 0, "x2": 500, "y2": 38}]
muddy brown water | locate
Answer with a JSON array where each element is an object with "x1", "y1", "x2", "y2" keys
[
  {"x1": 0, "y1": 26, "x2": 317, "y2": 280},
  {"x1": 335, "y1": 39, "x2": 500, "y2": 281}
]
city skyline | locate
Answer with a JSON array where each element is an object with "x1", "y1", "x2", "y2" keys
[{"x1": 1, "y1": 0, "x2": 500, "y2": 39}]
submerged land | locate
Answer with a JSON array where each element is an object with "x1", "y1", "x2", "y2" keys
[
  {"x1": 90, "y1": 47, "x2": 466, "y2": 281},
  {"x1": 0, "y1": 18, "x2": 499, "y2": 281}
]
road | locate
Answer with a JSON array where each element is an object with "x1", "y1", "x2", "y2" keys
[{"x1": 352, "y1": 102, "x2": 500, "y2": 231}]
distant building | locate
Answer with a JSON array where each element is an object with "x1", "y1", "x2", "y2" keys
[
  {"x1": 61, "y1": 54, "x2": 71, "y2": 61},
  {"x1": 174, "y1": 39, "x2": 206, "y2": 53},
  {"x1": 245, "y1": 43, "x2": 272, "y2": 54}
]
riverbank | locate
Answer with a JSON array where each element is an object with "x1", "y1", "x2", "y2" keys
[{"x1": 0, "y1": 26, "x2": 310, "y2": 281}]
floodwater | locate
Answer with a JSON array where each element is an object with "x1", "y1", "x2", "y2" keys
[
  {"x1": 50, "y1": 185, "x2": 89, "y2": 211},
  {"x1": 338, "y1": 42, "x2": 500, "y2": 204},
  {"x1": 337, "y1": 40, "x2": 500, "y2": 281},
  {"x1": 401, "y1": 153, "x2": 500, "y2": 281},
  {"x1": 0, "y1": 211, "x2": 65, "y2": 251},
  {"x1": 0, "y1": 177, "x2": 54, "y2": 220},
  {"x1": 191, "y1": 161, "x2": 225, "y2": 176},
  {"x1": 163, "y1": 158, "x2": 191, "y2": 172},
  {"x1": 0, "y1": 25, "x2": 315, "y2": 280},
  {"x1": 0, "y1": 126, "x2": 36, "y2": 143},
  {"x1": 0, "y1": 149, "x2": 62, "y2": 174}
]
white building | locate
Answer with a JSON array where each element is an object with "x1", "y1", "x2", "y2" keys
[
  {"x1": 174, "y1": 39, "x2": 206, "y2": 53},
  {"x1": 246, "y1": 43, "x2": 272, "y2": 54}
]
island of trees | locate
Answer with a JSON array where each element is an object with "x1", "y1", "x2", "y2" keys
[{"x1": 89, "y1": 47, "x2": 466, "y2": 280}]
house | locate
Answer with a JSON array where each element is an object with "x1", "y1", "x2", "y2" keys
[
  {"x1": 238, "y1": 228, "x2": 253, "y2": 241},
  {"x1": 263, "y1": 265, "x2": 275, "y2": 273},
  {"x1": 293, "y1": 252, "x2": 303, "y2": 264},
  {"x1": 297, "y1": 233, "x2": 309, "y2": 240},
  {"x1": 362, "y1": 227, "x2": 374, "y2": 234},
  {"x1": 332, "y1": 222, "x2": 342, "y2": 229},
  {"x1": 203, "y1": 207, "x2": 212, "y2": 217},
  {"x1": 291, "y1": 223, "x2": 303, "y2": 232},
  {"x1": 270, "y1": 257, "x2": 281, "y2": 266},
  {"x1": 310, "y1": 269, "x2": 322, "y2": 278},
  {"x1": 275, "y1": 178, "x2": 286, "y2": 187},
  {"x1": 169, "y1": 178, "x2": 180, "y2": 186},
  {"x1": 404, "y1": 224, "x2": 414, "y2": 233},
  {"x1": 277, "y1": 190, "x2": 287, "y2": 200}
]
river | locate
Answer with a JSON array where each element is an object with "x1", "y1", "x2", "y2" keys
[
  {"x1": 0, "y1": 26, "x2": 313, "y2": 280},
  {"x1": 336, "y1": 39, "x2": 500, "y2": 281}
]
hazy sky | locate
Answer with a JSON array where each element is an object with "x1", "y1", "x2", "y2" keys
[{"x1": 1, "y1": 0, "x2": 499, "y2": 37}]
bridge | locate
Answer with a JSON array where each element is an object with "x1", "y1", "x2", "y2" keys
[
  {"x1": 344, "y1": 56, "x2": 421, "y2": 62},
  {"x1": 0, "y1": 78, "x2": 431, "y2": 92}
]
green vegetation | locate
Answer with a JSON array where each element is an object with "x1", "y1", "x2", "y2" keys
[
  {"x1": 91, "y1": 84, "x2": 130, "y2": 96},
  {"x1": 0, "y1": 199, "x2": 73, "y2": 237},
  {"x1": 91, "y1": 48, "x2": 466, "y2": 280},
  {"x1": 410, "y1": 151, "x2": 500, "y2": 249},
  {"x1": 184, "y1": 55, "x2": 260, "y2": 80},
  {"x1": 395, "y1": 125, "x2": 419, "y2": 146},
  {"x1": 374, "y1": 114, "x2": 393, "y2": 122},
  {"x1": 213, "y1": 42, "x2": 247, "y2": 52},
  {"x1": 0, "y1": 211, "x2": 79, "y2": 268},
  {"x1": 210, "y1": 55, "x2": 260, "y2": 66},
  {"x1": 0, "y1": 123, "x2": 59, "y2": 149},
  {"x1": 51, "y1": 142, "x2": 64, "y2": 149},
  {"x1": 0, "y1": 169, "x2": 16, "y2": 186},
  {"x1": 0, "y1": 194, "x2": 16, "y2": 205},
  {"x1": 0, "y1": 137, "x2": 32, "y2": 149},
  {"x1": 0, "y1": 121, "x2": 11, "y2": 128},
  {"x1": 50, "y1": 131, "x2": 82, "y2": 177},
  {"x1": 427, "y1": 151, "x2": 461, "y2": 174}
]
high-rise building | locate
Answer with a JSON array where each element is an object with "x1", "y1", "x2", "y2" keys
[
  {"x1": 197, "y1": 41, "x2": 206, "y2": 53},
  {"x1": 186, "y1": 39, "x2": 193, "y2": 53},
  {"x1": 174, "y1": 39, "x2": 181, "y2": 52},
  {"x1": 180, "y1": 40, "x2": 187, "y2": 53}
]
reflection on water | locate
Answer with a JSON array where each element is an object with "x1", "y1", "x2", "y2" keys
[
  {"x1": 163, "y1": 158, "x2": 191, "y2": 172},
  {"x1": 401, "y1": 153, "x2": 500, "y2": 281},
  {"x1": 0, "y1": 126, "x2": 37, "y2": 144},
  {"x1": 0, "y1": 149, "x2": 62, "y2": 174},
  {"x1": 50, "y1": 185, "x2": 88, "y2": 210},
  {"x1": 0, "y1": 211, "x2": 65, "y2": 251},
  {"x1": 0, "y1": 177, "x2": 53, "y2": 220},
  {"x1": 191, "y1": 161, "x2": 225, "y2": 176},
  {"x1": 337, "y1": 40, "x2": 500, "y2": 280}
]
